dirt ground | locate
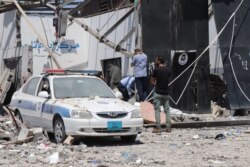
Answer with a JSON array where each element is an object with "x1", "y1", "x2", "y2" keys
[{"x1": 1, "y1": 125, "x2": 250, "y2": 167}]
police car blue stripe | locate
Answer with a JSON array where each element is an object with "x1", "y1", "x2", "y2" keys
[
  {"x1": 10, "y1": 100, "x2": 36, "y2": 111},
  {"x1": 42, "y1": 104, "x2": 70, "y2": 118},
  {"x1": 11, "y1": 100, "x2": 70, "y2": 118},
  {"x1": 53, "y1": 106, "x2": 70, "y2": 118}
]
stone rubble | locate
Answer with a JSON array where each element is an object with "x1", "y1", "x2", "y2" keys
[
  {"x1": 0, "y1": 126, "x2": 249, "y2": 166},
  {"x1": 0, "y1": 107, "x2": 250, "y2": 166}
]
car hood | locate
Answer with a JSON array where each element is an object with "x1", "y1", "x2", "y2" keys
[{"x1": 54, "y1": 97, "x2": 137, "y2": 113}]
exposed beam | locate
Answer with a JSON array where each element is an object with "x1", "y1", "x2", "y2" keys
[
  {"x1": 68, "y1": 15, "x2": 133, "y2": 57},
  {"x1": 58, "y1": 0, "x2": 75, "y2": 8},
  {"x1": 0, "y1": 1, "x2": 42, "y2": 14},
  {"x1": 100, "y1": 7, "x2": 134, "y2": 42},
  {"x1": 47, "y1": 0, "x2": 134, "y2": 57},
  {"x1": 13, "y1": 0, "x2": 62, "y2": 69},
  {"x1": 115, "y1": 26, "x2": 135, "y2": 51}
]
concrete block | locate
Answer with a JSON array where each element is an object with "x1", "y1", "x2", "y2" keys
[
  {"x1": 18, "y1": 127, "x2": 33, "y2": 141},
  {"x1": 63, "y1": 135, "x2": 74, "y2": 145},
  {"x1": 30, "y1": 128, "x2": 43, "y2": 142},
  {"x1": 48, "y1": 152, "x2": 69, "y2": 164}
]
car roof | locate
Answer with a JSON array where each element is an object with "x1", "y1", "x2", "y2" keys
[{"x1": 41, "y1": 70, "x2": 102, "y2": 78}]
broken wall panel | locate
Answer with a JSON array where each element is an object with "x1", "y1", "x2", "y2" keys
[
  {"x1": 0, "y1": 46, "x2": 32, "y2": 104},
  {"x1": 0, "y1": 10, "x2": 17, "y2": 50},
  {"x1": 212, "y1": 0, "x2": 250, "y2": 110}
]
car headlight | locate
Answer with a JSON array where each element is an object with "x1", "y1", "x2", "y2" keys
[
  {"x1": 71, "y1": 109, "x2": 92, "y2": 119},
  {"x1": 131, "y1": 109, "x2": 141, "y2": 118}
]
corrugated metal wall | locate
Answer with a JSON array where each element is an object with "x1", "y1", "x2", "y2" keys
[
  {"x1": 212, "y1": 0, "x2": 250, "y2": 110},
  {"x1": 141, "y1": 0, "x2": 210, "y2": 113}
]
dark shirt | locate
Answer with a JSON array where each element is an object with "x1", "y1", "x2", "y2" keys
[{"x1": 152, "y1": 66, "x2": 171, "y2": 95}]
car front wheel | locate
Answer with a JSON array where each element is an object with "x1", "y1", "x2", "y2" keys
[
  {"x1": 121, "y1": 135, "x2": 137, "y2": 143},
  {"x1": 53, "y1": 117, "x2": 66, "y2": 143}
]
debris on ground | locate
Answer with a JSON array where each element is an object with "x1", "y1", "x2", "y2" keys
[
  {"x1": 215, "y1": 133, "x2": 226, "y2": 140},
  {"x1": 63, "y1": 135, "x2": 74, "y2": 145},
  {"x1": 211, "y1": 101, "x2": 231, "y2": 117},
  {"x1": 192, "y1": 135, "x2": 200, "y2": 140},
  {"x1": 0, "y1": 107, "x2": 45, "y2": 145},
  {"x1": 0, "y1": 110, "x2": 250, "y2": 166},
  {"x1": 1, "y1": 104, "x2": 250, "y2": 166},
  {"x1": 140, "y1": 101, "x2": 202, "y2": 123}
]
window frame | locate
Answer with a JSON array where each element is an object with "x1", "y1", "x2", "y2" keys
[{"x1": 22, "y1": 77, "x2": 41, "y2": 96}]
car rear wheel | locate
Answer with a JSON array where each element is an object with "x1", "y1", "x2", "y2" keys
[
  {"x1": 53, "y1": 117, "x2": 66, "y2": 143},
  {"x1": 15, "y1": 111, "x2": 23, "y2": 123},
  {"x1": 121, "y1": 135, "x2": 137, "y2": 143}
]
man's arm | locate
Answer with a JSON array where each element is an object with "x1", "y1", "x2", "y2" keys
[
  {"x1": 130, "y1": 56, "x2": 136, "y2": 67},
  {"x1": 151, "y1": 69, "x2": 157, "y2": 85},
  {"x1": 151, "y1": 76, "x2": 156, "y2": 85}
]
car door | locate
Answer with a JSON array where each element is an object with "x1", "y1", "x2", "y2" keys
[
  {"x1": 35, "y1": 77, "x2": 53, "y2": 129},
  {"x1": 18, "y1": 77, "x2": 41, "y2": 126}
]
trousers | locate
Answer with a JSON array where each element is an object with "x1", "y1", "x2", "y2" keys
[
  {"x1": 153, "y1": 92, "x2": 171, "y2": 129},
  {"x1": 135, "y1": 77, "x2": 147, "y2": 102}
]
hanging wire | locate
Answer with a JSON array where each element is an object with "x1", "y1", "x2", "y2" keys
[{"x1": 228, "y1": 14, "x2": 250, "y2": 103}]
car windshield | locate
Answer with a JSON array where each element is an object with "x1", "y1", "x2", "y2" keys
[{"x1": 53, "y1": 77, "x2": 116, "y2": 99}]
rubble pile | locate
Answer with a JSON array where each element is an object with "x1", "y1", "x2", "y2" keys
[
  {"x1": 170, "y1": 108, "x2": 202, "y2": 123},
  {"x1": 0, "y1": 106, "x2": 250, "y2": 166},
  {"x1": 0, "y1": 108, "x2": 45, "y2": 145},
  {"x1": 0, "y1": 117, "x2": 16, "y2": 143},
  {"x1": 211, "y1": 101, "x2": 231, "y2": 117}
]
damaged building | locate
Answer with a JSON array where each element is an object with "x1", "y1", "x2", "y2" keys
[{"x1": 0, "y1": 0, "x2": 250, "y2": 114}]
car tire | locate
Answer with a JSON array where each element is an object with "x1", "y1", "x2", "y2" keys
[
  {"x1": 15, "y1": 111, "x2": 23, "y2": 123},
  {"x1": 53, "y1": 117, "x2": 66, "y2": 143},
  {"x1": 121, "y1": 135, "x2": 137, "y2": 143}
]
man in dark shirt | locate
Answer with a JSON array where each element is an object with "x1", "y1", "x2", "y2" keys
[{"x1": 151, "y1": 56, "x2": 171, "y2": 133}]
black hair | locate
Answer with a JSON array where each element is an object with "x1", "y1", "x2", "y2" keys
[{"x1": 156, "y1": 56, "x2": 165, "y2": 64}]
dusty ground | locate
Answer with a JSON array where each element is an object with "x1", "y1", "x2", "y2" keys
[{"x1": 1, "y1": 125, "x2": 250, "y2": 167}]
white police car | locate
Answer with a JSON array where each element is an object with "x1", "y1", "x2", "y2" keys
[{"x1": 10, "y1": 70, "x2": 143, "y2": 143}]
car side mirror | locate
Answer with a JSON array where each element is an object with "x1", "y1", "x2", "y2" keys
[{"x1": 38, "y1": 91, "x2": 50, "y2": 99}]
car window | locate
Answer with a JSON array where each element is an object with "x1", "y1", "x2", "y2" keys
[
  {"x1": 22, "y1": 77, "x2": 40, "y2": 95},
  {"x1": 53, "y1": 77, "x2": 116, "y2": 99},
  {"x1": 37, "y1": 78, "x2": 51, "y2": 95}
]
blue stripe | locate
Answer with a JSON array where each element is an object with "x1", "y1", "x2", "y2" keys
[
  {"x1": 53, "y1": 106, "x2": 70, "y2": 118},
  {"x1": 42, "y1": 104, "x2": 70, "y2": 118},
  {"x1": 11, "y1": 100, "x2": 70, "y2": 118},
  {"x1": 10, "y1": 100, "x2": 36, "y2": 111}
]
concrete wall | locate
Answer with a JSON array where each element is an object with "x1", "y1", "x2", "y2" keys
[
  {"x1": 0, "y1": 10, "x2": 17, "y2": 76},
  {"x1": 0, "y1": 10, "x2": 17, "y2": 50}
]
